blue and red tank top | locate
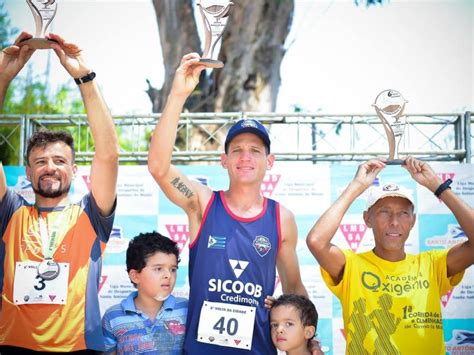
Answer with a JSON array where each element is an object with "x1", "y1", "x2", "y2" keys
[{"x1": 184, "y1": 191, "x2": 281, "y2": 354}]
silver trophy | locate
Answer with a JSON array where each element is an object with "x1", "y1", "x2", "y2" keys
[
  {"x1": 21, "y1": 0, "x2": 58, "y2": 49},
  {"x1": 373, "y1": 89, "x2": 408, "y2": 165},
  {"x1": 197, "y1": 0, "x2": 233, "y2": 68}
]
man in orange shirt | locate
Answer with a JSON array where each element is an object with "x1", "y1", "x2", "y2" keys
[{"x1": 0, "y1": 32, "x2": 119, "y2": 353}]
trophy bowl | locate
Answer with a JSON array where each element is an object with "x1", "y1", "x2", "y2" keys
[
  {"x1": 374, "y1": 89, "x2": 407, "y2": 118},
  {"x1": 19, "y1": 0, "x2": 58, "y2": 50},
  {"x1": 197, "y1": 0, "x2": 234, "y2": 68}
]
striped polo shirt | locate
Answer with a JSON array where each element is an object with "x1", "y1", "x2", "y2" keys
[{"x1": 102, "y1": 292, "x2": 188, "y2": 354}]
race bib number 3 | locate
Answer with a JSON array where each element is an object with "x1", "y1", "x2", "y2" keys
[
  {"x1": 13, "y1": 261, "x2": 70, "y2": 305},
  {"x1": 197, "y1": 301, "x2": 256, "y2": 350}
]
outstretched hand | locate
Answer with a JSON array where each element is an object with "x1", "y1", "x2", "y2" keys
[
  {"x1": 352, "y1": 159, "x2": 386, "y2": 189},
  {"x1": 403, "y1": 156, "x2": 441, "y2": 192},
  {"x1": 0, "y1": 32, "x2": 36, "y2": 83},
  {"x1": 169, "y1": 53, "x2": 206, "y2": 98},
  {"x1": 47, "y1": 33, "x2": 91, "y2": 79}
]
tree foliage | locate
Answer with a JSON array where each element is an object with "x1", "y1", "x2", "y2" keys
[
  {"x1": 149, "y1": 0, "x2": 387, "y2": 115},
  {"x1": 149, "y1": 0, "x2": 295, "y2": 114},
  {"x1": 0, "y1": 1, "x2": 17, "y2": 48},
  {"x1": 1, "y1": 76, "x2": 85, "y2": 164},
  {"x1": 355, "y1": 0, "x2": 386, "y2": 7},
  {"x1": 0, "y1": 3, "x2": 85, "y2": 164},
  {"x1": 148, "y1": 0, "x2": 387, "y2": 153}
]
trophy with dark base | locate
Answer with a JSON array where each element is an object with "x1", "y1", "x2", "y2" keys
[
  {"x1": 197, "y1": 0, "x2": 233, "y2": 68},
  {"x1": 373, "y1": 89, "x2": 408, "y2": 165},
  {"x1": 20, "y1": 0, "x2": 58, "y2": 49}
]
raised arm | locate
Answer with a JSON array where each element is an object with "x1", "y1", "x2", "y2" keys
[
  {"x1": 0, "y1": 162, "x2": 6, "y2": 202},
  {"x1": 48, "y1": 34, "x2": 119, "y2": 216},
  {"x1": 148, "y1": 54, "x2": 210, "y2": 221},
  {"x1": 404, "y1": 157, "x2": 474, "y2": 277},
  {"x1": 276, "y1": 205, "x2": 308, "y2": 297},
  {"x1": 306, "y1": 159, "x2": 385, "y2": 283},
  {"x1": 0, "y1": 32, "x2": 35, "y2": 111},
  {"x1": 0, "y1": 33, "x2": 36, "y2": 201}
]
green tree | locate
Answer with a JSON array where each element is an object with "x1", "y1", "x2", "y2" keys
[
  {"x1": 0, "y1": 1, "x2": 17, "y2": 48},
  {"x1": 0, "y1": 1, "x2": 20, "y2": 164},
  {"x1": 0, "y1": 3, "x2": 85, "y2": 165},
  {"x1": 1, "y1": 71, "x2": 85, "y2": 164},
  {"x1": 149, "y1": 0, "x2": 387, "y2": 153}
]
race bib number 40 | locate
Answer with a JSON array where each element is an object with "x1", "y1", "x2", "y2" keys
[
  {"x1": 197, "y1": 301, "x2": 256, "y2": 350},
  {"x1": 13, "y1": 261, "x2": 70, "y2": 305}
]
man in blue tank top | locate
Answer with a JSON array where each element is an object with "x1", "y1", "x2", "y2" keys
[{"x1": 147, "y1": 53, "x2": 308, "y2": 354}]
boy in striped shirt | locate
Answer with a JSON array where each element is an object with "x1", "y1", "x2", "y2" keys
[{"x1": 102, "y1": 232, "x2": 187, "y2": 354}]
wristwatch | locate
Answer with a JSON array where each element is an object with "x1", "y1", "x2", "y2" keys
[
  {"x1": 74, "y1": 72, "x2": 96, "y2": 85},
  {"x1": 434, "y1": 178, "x2": 452, "y2": 197}
]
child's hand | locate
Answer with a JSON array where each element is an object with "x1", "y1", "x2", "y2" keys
[
  {"x1": 309, "y1": 338, "x2": 325, "y2": 354},
  {"x1": 264, "y1": 295, "x2": 276, "y2": 309}
]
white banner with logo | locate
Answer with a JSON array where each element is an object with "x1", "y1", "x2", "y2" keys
[{"x1": 4, "y1": 162, "x2": 473, "y2": 355}]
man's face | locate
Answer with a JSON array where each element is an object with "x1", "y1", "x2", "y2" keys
[
  {"x1": 363, "y1": 196, "x2": 416, "y2": 260},
  {"x1": 221, "y1": 133, "x2": 274, "y2": 185},
  {"x1": 26, "y1": 142, "x2": 77, "y2": 199}
]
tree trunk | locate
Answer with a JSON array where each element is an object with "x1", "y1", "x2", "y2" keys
[
  {"x1": 148, "y1": 0, "x2": 202, "y2": 112},
  {"x1": 150, "y1": 0, "x2": 294, "y2": 113},
  {"x1": 150, "y1": 0, "x2": 294, "y2": 155},
  {"x1": 214, "y1": 0, "x2": 294, "y2": 112}
]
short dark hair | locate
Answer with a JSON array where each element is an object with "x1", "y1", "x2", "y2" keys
[
  {"x1": 271, "y1": 294, "x2": 318, "y2": 329},
  {"x1": 26, "y1": 129, "x2": 75, "y2": 165},
  {"x1": 126, "y1": 232, "x2": 180, "y2": 285}
]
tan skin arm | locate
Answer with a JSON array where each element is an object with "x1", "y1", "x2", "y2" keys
[
  {"x1": 0, "y1": 32, "x2": 36, "y2": 202},
  {"x1": 271, "y1": 208, "x2": 324, "y2": 355},
  {"x1": 148, "y1": 54, "x2": 211, "y2": 241},
  {"x1": 0, "y1": 32, "x2": 35, "y2": 111},
  {"x1": 403, "y1": 157, "x2": 474, "y2": 277},
  {"x1": 306, "y1": 159, "x2": 386, "y2": 284},
  {"x1": 276, "y1": 205, "x2": 308, "y2": 296},
  {"x1": 48, "y1": 34, "x2": 119, "y2": 216},
  {"x1": 0, "y1": 162, "x2": 6, "y2": 202}
]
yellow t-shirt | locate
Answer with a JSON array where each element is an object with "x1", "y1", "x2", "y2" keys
[{"x1": 321, "y1": 249, "x2": 464, "y2": 355}]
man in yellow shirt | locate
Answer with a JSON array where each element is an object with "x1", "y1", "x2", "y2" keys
[{"x1": 307, "y1": 157, "x2": 473, "y2": 354}]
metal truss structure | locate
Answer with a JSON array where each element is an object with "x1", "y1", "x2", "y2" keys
[{"x1": 0, "y1": 111, "x2": 472, "y2": 165}]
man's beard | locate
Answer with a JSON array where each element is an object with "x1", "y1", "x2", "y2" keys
[{"x1": 32, "y1": 177, "x2": 72, "y2": 198}]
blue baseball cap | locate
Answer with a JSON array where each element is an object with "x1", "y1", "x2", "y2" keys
[{"x1": 224, "y1": 119, "x2": 271, "y2": 153}]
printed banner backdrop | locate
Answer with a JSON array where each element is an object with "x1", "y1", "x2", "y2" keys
[{"x1": 4, "y1": 163, "x2": 474, "y2": 354}]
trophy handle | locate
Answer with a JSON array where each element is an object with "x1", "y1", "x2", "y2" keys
[
  {"x1": 198, "y1": 4, "x2": 213, "y2": 58},
  {"x1": 373, "y1": 90, "x2": 408, "y2": 165},
  {"x1": 26, "y1": 0, "x2": 43, "y2": 38},
  {"x1": 375, "y1": 106, "x2": 396, "y2": 160},
  {"x1": 41, "y1": 1, "x2": 57, "y2": 37},
  {"x1": 392, "y1": 116, "x2": 406, "y2": 161}
]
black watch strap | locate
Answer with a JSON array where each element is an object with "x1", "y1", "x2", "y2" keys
[
  {"x1": 434, "y1": 178, "x2": 453, "y2": 198},
  {"x1": 74, "y1": 71, "x2": 96, "y2": 85}
]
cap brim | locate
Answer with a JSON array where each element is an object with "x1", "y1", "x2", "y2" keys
[
  {"x1": 225, "y1": 127, "x2": 271, "y2": 152},
  {"x1": 366, "y1": 192, "x2": 415, "y2": 211}
]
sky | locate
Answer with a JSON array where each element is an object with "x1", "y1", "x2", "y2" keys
[{"x1": 4, "y1": 0, "x2": 473, "y2": 115}]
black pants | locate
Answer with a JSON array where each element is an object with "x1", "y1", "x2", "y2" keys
[{"x1": 0, "y1": 346, "x2": 99, "y2": 355}]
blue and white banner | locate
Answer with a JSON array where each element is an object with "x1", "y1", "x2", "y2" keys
[{"x1": 4, "y1": 162, "x2": 473, "y2": 354}]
